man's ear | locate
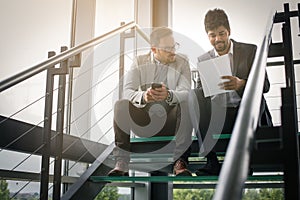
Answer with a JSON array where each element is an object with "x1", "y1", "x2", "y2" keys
[{"x1": 151, "y1": 47, "x2": 157, "y2": 54}]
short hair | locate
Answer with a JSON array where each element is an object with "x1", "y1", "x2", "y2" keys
[
  {"x1": 204, "y1": 8, "x2": 230, "y2": 33},
  {"x1": 150, "y1": 27, "x2": 173, "y2": 47}
]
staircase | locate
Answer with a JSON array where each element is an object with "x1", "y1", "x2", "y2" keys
[{"x1": 0, "y1": 3, "x2": 299, "y2": 200}]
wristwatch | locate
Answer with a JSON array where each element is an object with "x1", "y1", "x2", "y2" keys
[{"x1": 166, "y1": 90, "x2": 173, "y2": 103}]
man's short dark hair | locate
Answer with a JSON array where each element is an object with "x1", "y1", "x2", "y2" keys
[
  {"x1": 204, "y1": 8, "x2": 230, "y2": 33},
  {"x1": 150, "y1": 27, "x2": 173, "y2": 47}
]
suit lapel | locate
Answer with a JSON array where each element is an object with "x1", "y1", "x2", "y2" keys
[
  {"x1": 145, "y1": 53, "x2": 157, "y2": 83},
  {"x1": 167, "y1": 62, "x2": 177, "y2": 89},
  {"x1": 232, "y1": 41, "x2": 241, "y2": 76}
]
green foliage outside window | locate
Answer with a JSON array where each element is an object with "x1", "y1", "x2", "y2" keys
[
  {"x1": 0, "y1": 180, "x2": 10, "y2": 200},
  {"x1": 174, "y1": 189, "x2": 214, "y2": 200},
  {"x1": 95, "y1": 186, "x2": 120, "y2": 200},
  {"x1": 173, "y1": 188, "x2": 284, "y2": 200},
  {"x1": 243, "y1": 188, "x2": 284, "y2": 200}
]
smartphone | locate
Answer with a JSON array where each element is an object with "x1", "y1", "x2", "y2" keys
[{"x1": 151, "y1": 82, "x2": 162, "y2": 89}]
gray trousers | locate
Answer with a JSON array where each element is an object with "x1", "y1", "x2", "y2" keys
[
  {"x1": 189, "y1": 88, "x2": 238, "y2": 155},
  {"x1": 113, "y1": 99, "x2": 192, "y2": 164}
]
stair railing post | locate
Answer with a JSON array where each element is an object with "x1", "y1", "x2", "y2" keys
[
  {"x1": 119, "y1": 22, "x2": 126, "y2": 99},
  {"x1": 40, "y1": 51, "x2": 56, "y2": 200},
  {"x1": 53, "y1": 46, "x2": 69, "y2": 200},
  {"x1": 281, "y1": 3, "x2": 300, "y2": 200},
  {"x1": 63, "y1": 0, "x2": 78, "y2": 193},
  {"x1": 118, "y1": 22, "x2": 136, "y2": 99}
]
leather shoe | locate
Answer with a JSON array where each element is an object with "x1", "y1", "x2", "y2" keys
[
  {"x1": 196, "y1": 153, "x2": 221, "y2": 176},
  {"x1": 173, "y1": 159, "x2": 192, "y2": 176},
  {"x1": 248, "y1": 167, "x2": 253, "y2": 176},
  {"x1": 107, "y1": 161, "x2": 129, "y2": 176},
  {"x1": 108, "y1": 169, "x2": 129, "y2": 176}
]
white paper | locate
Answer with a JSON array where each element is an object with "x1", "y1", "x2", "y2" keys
[{"x1": 197, "y1": 54, "x2": 233, "y2": 97}]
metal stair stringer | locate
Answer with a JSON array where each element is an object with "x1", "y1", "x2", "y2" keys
[{"x1": 61, "y1": 143, "x2": 114, "y2": 200}]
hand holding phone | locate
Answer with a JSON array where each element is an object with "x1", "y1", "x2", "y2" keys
[{"x1": 151, "y1": 82, "x2": 162, "y2": 89}]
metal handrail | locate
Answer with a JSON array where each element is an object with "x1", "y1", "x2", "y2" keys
[
  {"x1": 0, "y1": 21, "x2": 152, "y2": 199},
  {"x1": 0, "y1": 21, "x2": 136, "y2": 93},
  {"x1": 213, "y1": 12, "x2": 275, "y2": 200}
]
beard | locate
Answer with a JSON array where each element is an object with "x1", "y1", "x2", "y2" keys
[
  {"x1": 214, "y1": 41, "x2": 227, "y2": 53},
  {"x1": 167, "y1": 54, "x2": 176, "y2": 63},
  {"x1": 161, "y1": 53, "x2": 176, "y2": 64}
]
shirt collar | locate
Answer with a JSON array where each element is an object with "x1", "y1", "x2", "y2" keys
[
  {"x1": 151, "y1": 52, "x2": 161, "y2": 64},
  {"x1": 151, "y1": 52, "x2": 170, "y2": 66}
]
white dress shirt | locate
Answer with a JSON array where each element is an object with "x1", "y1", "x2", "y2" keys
[{"x1": 212, "y1": 40, "x2": 242, "y2": 107}]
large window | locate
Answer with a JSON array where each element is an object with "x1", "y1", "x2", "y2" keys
[{"x1": 95, "y1": 0, "x2": 134, "y2": 36}]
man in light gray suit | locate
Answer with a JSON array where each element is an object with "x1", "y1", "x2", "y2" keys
[
  {"x1": 108, "y1": 27, "x2": 193, "y2": 176},
  {"x1": 190, "y1": 8, "x2": 273, "y2": 176}
]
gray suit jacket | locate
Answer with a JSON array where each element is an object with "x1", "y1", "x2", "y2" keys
[
  {"x1": 198, "y1": 39, "x2": 272, "y2": 126},
  {"x1": 123, "y1": 52, "x2": 191, "y2": 107}
]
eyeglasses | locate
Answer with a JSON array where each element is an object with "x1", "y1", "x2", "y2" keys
[{"x1": 157, "y1": 42, "x2": 180, "y2": 52}]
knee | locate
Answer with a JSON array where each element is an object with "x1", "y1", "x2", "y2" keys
[
  {"x1": 114, "y1": 99, "x2": 130, "y2": 114},
  {"x1": 192, "y1": 88, "x2": 205, "y2": 98},
  {"x1": 189, "y1": 89, "x2": 208, "y2": 107},
  {"x1": 188, "y1": 89, "x2": 199, "y2": 106},
  {"x1": 168, "y1": 105, "x2": 178, "y2": 119}
]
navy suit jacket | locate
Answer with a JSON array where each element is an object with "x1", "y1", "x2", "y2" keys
[{"x1": 197, "y1": 39, "x2": 273, "y2": 127}]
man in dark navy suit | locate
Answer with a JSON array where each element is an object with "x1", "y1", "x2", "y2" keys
[{"x1": 190, "y1": 8, "x2": 273, "y2": 176}]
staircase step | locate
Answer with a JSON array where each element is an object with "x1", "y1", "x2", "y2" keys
[
  {"x1": 130, "y1": 152, "x2": 225, "y2": 159},
  {"x1": 174, "y1": 182, "x2": 284, "y2": 189},
  {"x1": 127, "y1": 160, "x2": 221, "y2": 174},
  {"x1": 131, "y1": 139, "x2": 229, "y2": 155},
  {"x1": 90, "y1": 174, "x2": 283, "y2": 183},
  {"x1": 130, "y1": 134, "x2": 231, "y2": 143}
]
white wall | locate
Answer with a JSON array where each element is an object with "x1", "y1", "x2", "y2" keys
[
  {"x1": 0, "y1": 0, "x2": 72, "y2": 124},
  {"x1": 0, "y1": 0, "x2": 72, "y2": 80},
  {"x1": 95, "y1": 0, "x2": 134, "y2": 36}
]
